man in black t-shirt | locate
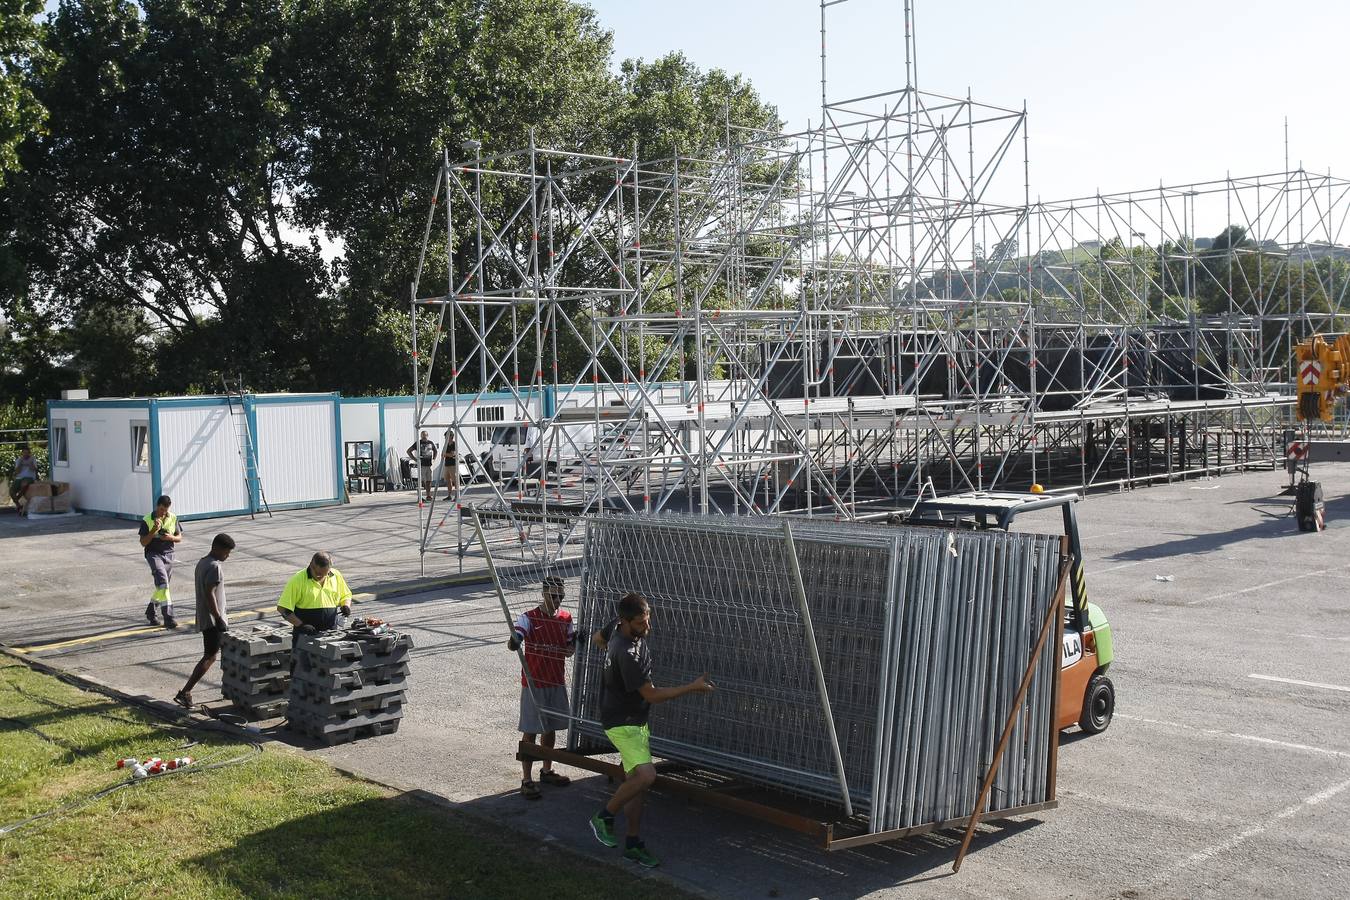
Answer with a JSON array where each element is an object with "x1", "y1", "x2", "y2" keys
[
  {"x1": 442, "y1": 429, "x2": 458, "y2": 500},
  {"x1": 588, "y1": 592, "x2": 714, "y2": 868},
  {"x1": 406, "y1": 431, "x2": 438, "y2": 501}
]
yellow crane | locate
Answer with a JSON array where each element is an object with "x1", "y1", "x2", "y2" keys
[
  {"x1": 1294, "y1": 333, "x2": 1350, "y2": 422},
  {"x1": 1290, "y1": 334, "x2": 1350, "y2": 530}
]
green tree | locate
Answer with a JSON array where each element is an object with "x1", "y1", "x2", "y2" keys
[
  {"x1": 0, "y1": 292, "x2": 72, "y2": 400},
  {"x1": 0, "y1": 0, "x2": 44, "y2": 185},
  {"x1": 0, "y1": 1, "x2": 782, "y2": 402},
  {"x1": 284, "y1": 0, "x2": 620, "y2": 393},
  {"x1": 3, "y1": 0, "x2": 335, "y2": 394}
]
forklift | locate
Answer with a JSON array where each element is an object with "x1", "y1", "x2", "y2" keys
[{"x1": 891, "y1": 490, "x2": 1116, "y2": 734}]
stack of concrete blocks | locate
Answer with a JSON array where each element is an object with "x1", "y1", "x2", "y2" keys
[
  {"x1": 219, "y1": 623, "x2": 293, "y2": 718},
  {"x1": 288, "y1": 624, "x2": 411, "y2": 746}
]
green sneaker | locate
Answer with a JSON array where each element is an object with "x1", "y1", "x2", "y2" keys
[
  {"x1": 589, "y1": 813, "x2": 617, "y2": 848},
  {"x1": 623, "y1": 843, "x2": 660, "y2": 868}
]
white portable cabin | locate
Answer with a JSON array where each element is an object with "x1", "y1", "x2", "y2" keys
[{"x1": 46, "y1": 393, "x2": 343, "y2": 521}]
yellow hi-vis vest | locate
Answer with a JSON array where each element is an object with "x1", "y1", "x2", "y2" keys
[
  {"x1": 143, "y1": 512, "x2": 179, "y2": 546},
  {"x1": 277, "y1": 567, "x2": 353, "y2": 611}
]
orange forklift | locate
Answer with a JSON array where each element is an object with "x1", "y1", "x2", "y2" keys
[{"x1": 893, "y1": 491, "x2": 1116, "y2": 734}]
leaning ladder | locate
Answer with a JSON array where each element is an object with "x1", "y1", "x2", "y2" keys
[{"x1": 222, "y1": 377, "x2": 272, "y2": 519}]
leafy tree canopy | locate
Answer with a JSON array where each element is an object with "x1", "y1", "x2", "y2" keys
[{"x1": 0, "y1": 0, "x2": 780, "y2": 400}]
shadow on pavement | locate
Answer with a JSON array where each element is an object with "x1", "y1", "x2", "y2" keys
[
  {"x1": 0, "y1": 511, "x2": 129, "y2": 536},
  {"x1": 450, "y1": 767, "x2": 1045, "y2": 898},
  {"x1": 1104, "y1": 494, "x2": 1350, "y2": 562}
]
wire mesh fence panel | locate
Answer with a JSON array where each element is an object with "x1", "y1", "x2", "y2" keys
[
  {"x1": 791, "y1": 537, "x2": 892, "y2": 806},
  {"x1": 572, "y1": 515, "x2": 870, "y2": 805},
  {"x1": 535, "y1": 512, "x2": 1065, "y2": 837}
]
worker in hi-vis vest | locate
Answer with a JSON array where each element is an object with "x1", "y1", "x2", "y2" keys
[
  {"x1": 138, "y1": 494, "x2": 183, "y2": 628},
  {"x1": 275, "y1": 550, "x2": 353, "y2": 636}
]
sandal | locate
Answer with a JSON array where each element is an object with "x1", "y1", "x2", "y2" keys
[
  {"x1": 539, "y1": 770, "x2": 571, "y2": 786},
  {"x1": 173, "y1": 690, "x2": 193, "y2": 710},
  {"x1": 520, "y1": 779, "x2": 542, "y2": 800}
]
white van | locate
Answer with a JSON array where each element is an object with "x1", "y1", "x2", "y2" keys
[
  {"x1": 485, "y1": 424, "x2": 544, "y2": 480},
  {"x1": 560, "y1": 424, "x2": 644, "y2": 484},
  {"x1": 487, "y1": 422, "x2": 641, "y2": 482}
]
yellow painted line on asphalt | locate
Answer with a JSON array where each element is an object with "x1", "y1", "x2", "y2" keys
[
  {"x1": 9, "y1": 571, "x2": 489, "y2": 655},
  {"x1": 11, "y1": 625, "x2": 172, "y2": 653},
  {"x1": 10, "y1": 602, "x2": 281, "y2": 654}
]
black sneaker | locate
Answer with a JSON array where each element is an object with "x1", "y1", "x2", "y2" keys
[
  {"x1": 145, "y1": 603, "x2": 159, "y2": 625},
  {"x1": 163, "y1": 615, "x2": 179, "y2": 629}
]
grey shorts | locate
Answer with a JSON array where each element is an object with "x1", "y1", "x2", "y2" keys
[
  {"x1": 419, "y1": 463, "x2": 434, "y2": 482},
  {"x1": 145, "y1": 553, "x2": 174, "y2": 588},
  {"x1": 518, "y1": 684, "x2": 570, "y2": 735}
]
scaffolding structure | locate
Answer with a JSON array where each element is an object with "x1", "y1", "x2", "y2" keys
[{"x1": 408, "y1": 1, "x2": 1350, "y2": 567}]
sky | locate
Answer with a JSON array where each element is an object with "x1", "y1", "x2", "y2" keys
[{"x1": 583, "y1": 0, "x2": 1349, "y2": 205}]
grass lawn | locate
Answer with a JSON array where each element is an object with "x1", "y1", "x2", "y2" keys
[{"x1": 0, "y1": 660, "x2": 686, "y2": 899}]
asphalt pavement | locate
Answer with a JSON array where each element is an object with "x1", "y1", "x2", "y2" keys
[{"x1": 2, "y1": 470, "x2": 1348, "y2": 898}]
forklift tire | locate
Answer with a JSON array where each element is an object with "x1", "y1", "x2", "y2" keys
[{"x1": 1079, "y1": 673, "x2": 1115, "y2": 734}]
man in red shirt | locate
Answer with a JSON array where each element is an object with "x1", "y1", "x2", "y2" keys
[{"x1": 507, "y1": 575, "x2": 575, "y2": 800}]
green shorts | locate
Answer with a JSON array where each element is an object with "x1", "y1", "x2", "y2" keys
[{"x1": 604, "y1": 724, "x2": 652, "y2": 773}]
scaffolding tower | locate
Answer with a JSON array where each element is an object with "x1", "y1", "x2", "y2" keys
[{"x1": 406, "y1": 1, "x2": 1350, "y2": 569}]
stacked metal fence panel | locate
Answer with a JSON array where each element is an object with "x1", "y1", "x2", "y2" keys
[
  {"x1": 575, "y1": 518, "x2": 886, "y2": 802},
  {"x1": 219, "y1": 623, "x2": 293, "y2": 718},
  {"x1": 287, "y1": 625, "x2": 412, "y2": 746},
  {"x1": 872, "y1": 528, "x2": 1061, "y2": 831},
  {"x1": 569, "y1": 514, "x2": 1062, "y2": 835}
]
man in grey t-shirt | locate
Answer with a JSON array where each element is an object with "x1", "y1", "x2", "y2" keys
[{"x1": 174, "y1": 533, "x2": 236, "y2": 709}]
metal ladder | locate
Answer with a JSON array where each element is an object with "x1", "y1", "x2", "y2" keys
[{"x1": 222, "y1": 376, "x2": 271, "y2": 518}]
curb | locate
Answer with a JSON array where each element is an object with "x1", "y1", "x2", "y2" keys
[
  {"x1": 0, "y1": 643, "x2": 214, "y2": 727},
  {"x1": 354, "y1": 569, "x2": 495, "y2": 603}
]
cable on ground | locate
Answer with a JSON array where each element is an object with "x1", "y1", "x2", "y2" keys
[{"x1": 0, "y1": 664, "x2": 264, "y2": 837}]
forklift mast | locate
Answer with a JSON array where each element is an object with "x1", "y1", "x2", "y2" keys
[
  {"x1": 1062, "y1": 501, "x2": 1089, "y2": 625},
  {"x1": 898, "y1": 491, "x2": 1090, "y2": 629}
]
